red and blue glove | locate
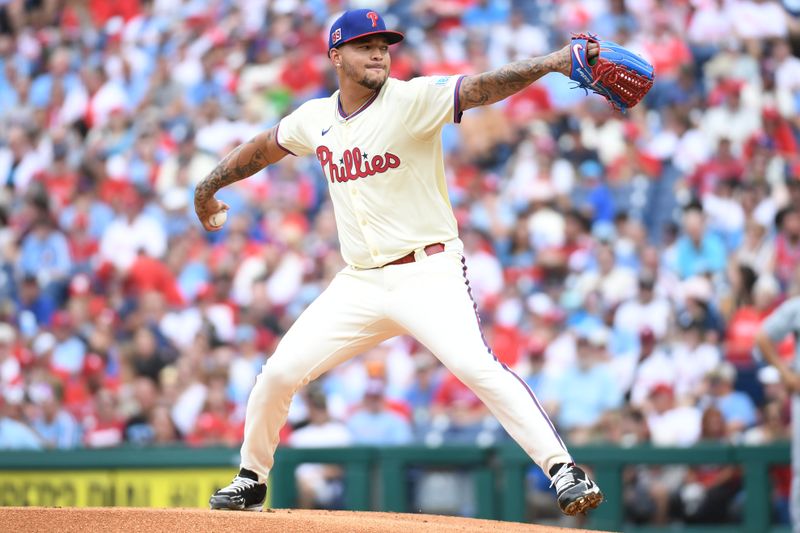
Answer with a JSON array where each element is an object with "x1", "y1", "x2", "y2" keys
[{"x1": 569, "y1": 33, "x2": 655, "y2": 111}]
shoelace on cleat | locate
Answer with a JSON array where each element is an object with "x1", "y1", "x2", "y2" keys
[
  {"x1": 549, "y1": 464, "x2": 579, "y2": 493},
  {"x1": 221, "y1": 476, "x2": 258, "y2": 494}
]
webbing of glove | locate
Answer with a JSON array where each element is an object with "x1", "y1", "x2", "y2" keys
[{"x1": 592, "y1": 57, "x2": 654, "y2": 111}]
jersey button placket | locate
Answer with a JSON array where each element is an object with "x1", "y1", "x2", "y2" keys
[{"x1": 350, "y1": 186, "x2": 379, "y2": 262}]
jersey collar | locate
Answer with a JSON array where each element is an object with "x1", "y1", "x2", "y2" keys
[{"x1": 336, "y1": 89, "x2": 380, "y2": 121}]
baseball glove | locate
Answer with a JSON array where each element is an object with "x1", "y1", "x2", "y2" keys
[{"x1": 569, "y1": 33, "x2": 655, "y2": 111}]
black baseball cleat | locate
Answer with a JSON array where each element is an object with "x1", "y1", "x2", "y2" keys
[
  {"x1": 549, "y1": 463, "x2": 604, "y2": 516},
  {"x1": 209, "y1": 469, "x2": 267, "y2": 511}
]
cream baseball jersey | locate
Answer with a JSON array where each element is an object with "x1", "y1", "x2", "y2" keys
[{"x1": 276, "y1": 75, "x2": 466, "y2": 268}]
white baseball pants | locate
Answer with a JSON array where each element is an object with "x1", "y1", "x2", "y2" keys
[{"x1": 240, "y1": 240, "x2": 572, "y2": 483}]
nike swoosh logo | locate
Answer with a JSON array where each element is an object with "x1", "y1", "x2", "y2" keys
[
  {"x1": 322, "y1": 126, "x2": 332, "y2": 136},
  {"x1": 572, "y1": 43, "x2": 584, "y2": 69}
]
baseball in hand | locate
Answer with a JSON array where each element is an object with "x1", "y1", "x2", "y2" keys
[{"x1": 208, "y1": 210, "x2": 228, "y2": 227}]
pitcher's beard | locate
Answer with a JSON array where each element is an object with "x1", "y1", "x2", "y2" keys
[
  {"x1": 343, "y1": 62, "x2": 387, "y2": 91},
  {"x1": 359, "y1": 75, "x2": 384, "y2": 91}
]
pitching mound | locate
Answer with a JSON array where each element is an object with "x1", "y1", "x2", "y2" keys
[{"x1": 2, "y1": 507, "x2": 605, "y2": 532}]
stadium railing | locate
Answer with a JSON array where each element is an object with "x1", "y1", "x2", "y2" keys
[{"x1": 0, "y1": 442, "x2": 790, "y2": 532}]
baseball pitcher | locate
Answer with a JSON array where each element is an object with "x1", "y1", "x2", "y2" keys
[{"x1": 196, "y1": 9, "x2": 629, "y2": 516}]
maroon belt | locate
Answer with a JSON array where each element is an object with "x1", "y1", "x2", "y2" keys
[{"x1": 384, "y1": 243, "x2": 445, "y2": 266}]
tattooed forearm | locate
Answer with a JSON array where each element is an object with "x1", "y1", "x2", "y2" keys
[
  {"x1": 193, "y1": 127, "x2": 284, "y2": 227},
  {"x1": 195, "y1": 132, "x2": 270, "y2": 198},
  {"x1": 458, "y1": 50, "x2": 569, "y2": 112},
  {"x1": 194, "y1": 128, "x2": 276, "y2": 207}
]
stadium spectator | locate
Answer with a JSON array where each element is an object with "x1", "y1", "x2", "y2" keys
[
  {"x1": 227, "y1": 324, "x2": 267, "y2": 409},
  {"x1": 83, "y1": 389, "x2": 125, "y2": 448},
  {"x1": 19, "y1": 215, "x2": 72, "y2": 303},
  {"x1": 49, "y1": 310, "x2": 87, "y2": 376},
  {"x1": 674, "y1": 204, "x2": 727, "y2": 280},
  {"x1": 725, "y1": 273, "x2": 782, "y2": 369},
  {"x1": 346, "y1": 379, "x2": 413, "y2": 445},
  {"x1": 699, "y1": 362, "x2": 758, "y2": 435},
  {"x1": 0, "y1": 393, "x2": 41, "y2": 450},
  {"x1": 645, "y1": 383, "x2": 702, "y2": 447},
  {"x1": 28, "y1": 381, "x2": 81, "y2": 449},
  {"x1": 429, "y1": 370, "x2": 491, "y2": 443},
  {"x1": 519, "y1": 335, "x2": 548, "y2": 393},
  {"x1": 123, "y1": 375, "x2": 160, "y2": 445},
  {"x1": 671, "y1": 319, "x2": 722, "y2": 403},
  {"x1": 288, "y1": 386, "x2": 352, "y2": 509},
  {"x1": 187, "y1": 371, "x2": 240, "y2": 446},
  {"x1": 98, "y1": 187, "x2": 167, "y2": 273},
  {"x1": 625, "y1": 327, "x2": 677, "y2": 408},
  {"x1": 404, "y1": 351, "x2": 442, "y2": 436},
  {"x1": 674, "y1": 406, "x2": 742, "y2": 524},
  {"x1": 614, "y1": 274, "x2": 671, "y2": 342},
  {"x1": 743, "y1": 369, "x2": 790, "y2": 444},
  {"x1": 541, "y1": 329, "x2": 621, "y2": 443},
  {"x1": 151, "y1": 404, "x2": 182, "y2": 445},
  {"x1": 0, "y1": 125, "x2": 45, "y2": 193}
]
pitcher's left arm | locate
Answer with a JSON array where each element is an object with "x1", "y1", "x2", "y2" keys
[{"x1": 457, "y1": 42, "x2": 598, "y2": 112}]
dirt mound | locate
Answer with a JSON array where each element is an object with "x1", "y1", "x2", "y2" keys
[{"x1": 1, "y1": 507, "x2": 605, "y2": 532}]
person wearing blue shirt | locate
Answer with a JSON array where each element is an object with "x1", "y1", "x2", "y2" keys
[
  {"x1": 541, "y1": 332, "x2": 622, "y2": 436},
  {"x1": 28, "y1": 48, "x2": 82, "y2": 109},
  {"x1": 571, "y1": 160, "x2": 615, "y2": 224},
  {"x1": 19, "y1": 217, "x2": 72, "y2": 281},
  {"x1": 0, "y1": 416, "x2": 42, "y2": 450},
  {"x1": 19, "y1": 216, "x2": 73, "y2": 304},
  {"x1": 347, "y1": 379, "x2": 412, "y2": 445},
  {"x1": 522, "y1": 338, "x2": 548, "y2": 394},
  {"x1": 30, "y1": 384, "x2": 81, "y2": 449},
  {"x1": 16, "y1": 275, "x2": 56, "y2": 336},
  {"x1": 699, "y1": 362, "x2": 757, "y2": 433},
  {"x1": 405, "y1": 353, "x2": 442, "y2": 438},
  {"x1": 0, "y1": 399, "x2": 42, "y2": 450},
  {"x1": 675, "y1": 204, "x2": 727, "y2": 279},
  {"x1": 58, "y1": 190, "x2": 115, "y2": 242}
]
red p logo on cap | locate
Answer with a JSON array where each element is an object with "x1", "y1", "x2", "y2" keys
[
  {"x1": 367, "y1": 11, "x2": 378, "y2": 27},
  {"x1": 327, "y1": 9, "x2": 404, "y2": 52}
]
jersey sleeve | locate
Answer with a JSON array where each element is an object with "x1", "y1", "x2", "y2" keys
[
  {"x1": 762, "y1": 297, "x2": 800, "y2": 342},
  {"x1": 275, "y1": 103, "x2": 316, "y2": 157},
  {"x1": 399, "y1": 75, "x2": 466, "y2": 140}
]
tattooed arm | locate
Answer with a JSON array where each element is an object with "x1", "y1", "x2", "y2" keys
[
  {"x1": 458, "y1": 43, "x2": 598, "y2": 113},
  {"x1": 194, "y1": 126, "x2": 287, "y2": 231}
]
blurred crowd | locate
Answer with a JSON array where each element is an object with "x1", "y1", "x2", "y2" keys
[{"x1": 1, "y1": 0, "x2": 800, "y2": 525}]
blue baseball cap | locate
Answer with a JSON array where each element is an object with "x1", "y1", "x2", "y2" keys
[{"x1": 328, "y1": 9, "x2": 404, "y2": 53}]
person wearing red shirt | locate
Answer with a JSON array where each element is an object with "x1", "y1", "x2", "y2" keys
[
  {"x1": 744, "y1": 108, "x2": 799, "y2": 163},
  {"x1": 641, "y1": 21, "x2": 692, "y2": 82},
  {"x1": 82, "y1": 389, "x2": 125, "y2": 449},
  {"x1": 430, "y1": 371, "x2": 490, "y2": 438},
  {"x1": 726, "y1": 274, "x2": 788, "y2": 367},
  {"x1": 125, "y1": 251, "x2": 185, "y2": 308},
  {"x1": 187, "y1": 373, "x2": 242, "y2": 446},
  {"x1": 688, "y1": 138, "x2": 745, "y2": 198}
]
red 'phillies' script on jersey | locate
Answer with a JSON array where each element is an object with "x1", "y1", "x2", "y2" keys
[{"x1": 316, "y1": 145, "x2": 401, "y2": 184}]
